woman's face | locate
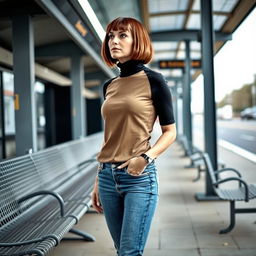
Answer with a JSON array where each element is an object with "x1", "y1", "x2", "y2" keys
[{"x1": 108, "y1": 28, "x2": 133, "y2": 63}]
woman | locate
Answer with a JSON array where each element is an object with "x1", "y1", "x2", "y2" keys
[{"x1": 92, "y1": 17, "x2": 176, "y2": 256}]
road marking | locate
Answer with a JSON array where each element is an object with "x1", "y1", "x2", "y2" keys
[
  {"x1": 218, "y1": 139, "x2": 256, "y2": 163},
  {"x1": 240, "y1": 134, "x2": 256, "y2": 141}
]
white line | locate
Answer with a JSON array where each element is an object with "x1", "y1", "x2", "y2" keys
[{"x1": 218, "y1": 139, "x2": 256, "y2": 163}]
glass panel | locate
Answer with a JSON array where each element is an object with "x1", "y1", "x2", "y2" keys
[
  {"x1": 35, "y1": 81, "x2": 46, "y2": 151},
  {"x1": 148, "y1": 0, "x2": 189, "y2": 13},
  {"x1": 193, "y1": 0, "x2": 200, "y2": 11},
  {"x1": 177, "y1": 50, "x2": 185, "y2": 59},
  {"x1": 153, "y1": 42, "x2": 178, "y2": 51},
  {"x1": 3, "y1": 72, "x2": 15, "y2": 136},
  {"x1": 3, "y1": 71, "x2": 15, "y2": 158},
  {"x1": 213, "y1": 0, "x2": 239, "y2": 12},
  {"x1": 150, "y1": 15, "x2": 185, "y2": 31},
  {"x1": 153, "y1": 52, "x2": 176, "y2": 60},
  {"x1": 213, "y1": 15, "x2": 228, "y2": 30},
  {"x1": 193, "y1": 0, "x2": 238, "y2": 12},
  {"x1": 186, "y1": 13, "x2": 200, "y2": 29}
]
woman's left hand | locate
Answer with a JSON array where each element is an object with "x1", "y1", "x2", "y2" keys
[{"x1": 117, "y1": 156, "x2": 147, "y2": 176}]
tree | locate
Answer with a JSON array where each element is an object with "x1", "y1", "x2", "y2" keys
[{"x1": 217, "y1": 83, "x2": 253, "y2": 113}]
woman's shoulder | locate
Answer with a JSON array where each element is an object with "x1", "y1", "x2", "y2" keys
[
  {"x1": 102, "y1": 77, "x2": 118, "y2": 99},
  {"x1": 143, "y1": 66, "x2": 167, "y2": 87}
]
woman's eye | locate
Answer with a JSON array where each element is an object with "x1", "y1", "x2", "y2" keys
[
  {"x1": 108, "y1": 34, "x2": 114, "y2": 39},
  {"x1": 120, "y1": 34, "x2": 127, "y2": 38}
]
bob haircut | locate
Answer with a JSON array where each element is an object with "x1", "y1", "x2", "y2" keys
[{"x1": 101, "y1": 17, "x2": 153, "y2": 67}]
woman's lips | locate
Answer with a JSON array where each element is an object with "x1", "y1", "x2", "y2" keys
[{"x1": 111, "y1": 48, "x2": 121, "y2": 51}]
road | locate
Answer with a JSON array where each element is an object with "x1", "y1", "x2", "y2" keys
[
  {"x1": 217, "y1": 119, "x2": 256, "y2": 154},
  {"x1": 192, "y1": 115, "x2": 256, "y2": 154}
]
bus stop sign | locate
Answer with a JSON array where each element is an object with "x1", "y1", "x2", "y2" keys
[{"x1": 158, "y1": 60, "x2": 201, "y2": 69}]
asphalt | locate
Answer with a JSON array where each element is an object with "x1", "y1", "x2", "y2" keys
[{"x1": 50, "y1": 130, "x2": 256, "y2": 256}]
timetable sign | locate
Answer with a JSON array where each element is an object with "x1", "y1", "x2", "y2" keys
[{"x1": 158, "y1": 60, "x2": 201, "y2": 69}]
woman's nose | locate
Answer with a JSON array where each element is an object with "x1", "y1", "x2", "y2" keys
[{"x1": 112, "y1": 36, "x2": 119, "y2": 44}]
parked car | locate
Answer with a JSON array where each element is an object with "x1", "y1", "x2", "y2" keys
[{"x1": 240, "y1": 106, "x2": 256, "y2": 120}]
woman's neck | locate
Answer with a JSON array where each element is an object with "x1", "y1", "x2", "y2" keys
[{"x1": 117, "y1": 60, "x2": 145, "y2": 77}]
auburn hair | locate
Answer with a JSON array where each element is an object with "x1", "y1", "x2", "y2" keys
[{"x1": 101, "y1": 17, "x2": 153, "y2": 67}]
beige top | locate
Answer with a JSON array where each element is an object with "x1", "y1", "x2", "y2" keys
[{"x1": 97, "y1": 60, "x2": 175, "y2": 163}]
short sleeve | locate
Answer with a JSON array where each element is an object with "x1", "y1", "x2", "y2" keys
[{"x1": 144, "y1": 68, "x2": 175, "y2": 126}]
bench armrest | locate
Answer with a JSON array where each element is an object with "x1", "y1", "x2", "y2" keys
[
  {"x1": 191, "y1": 155, "x2": 204, "y2": 162},
  {"x1": 213, "y1": 177, "x2": 249, "y2": 202},
  {"x1": 215, "y1": 168, "x2": 242, "y2": 178},
  {"x1": 192, "y1": 148, "x2": 202, "y2": 154},
  {"x1": 17, "y1": 190, "x2": 65, "y2": 217}
]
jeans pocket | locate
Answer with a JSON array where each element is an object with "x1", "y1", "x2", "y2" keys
[{"x1": 125, "y1": 167, "x2": 149, "y2": 177}]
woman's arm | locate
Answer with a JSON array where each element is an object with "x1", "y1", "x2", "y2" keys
[
  {"x1": 145, "y1": 123, "x2": 176, "y2": 159},
  {"x1": 118, "y1": 123, "x2": 176, "y2": 175}
]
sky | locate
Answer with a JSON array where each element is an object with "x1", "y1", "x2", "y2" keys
[{"x1": 191, "y1": 7, "x2": 256, "y2": 113}]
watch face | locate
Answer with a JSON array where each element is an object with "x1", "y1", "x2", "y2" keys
[{"x1": 148, "y1": 157, "x2": 153, "y2": 163}]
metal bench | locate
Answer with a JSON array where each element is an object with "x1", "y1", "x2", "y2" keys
[
  {"x1": 202, "y1": 152, "x2": 256, "y2": 234},
  {"x1": 177, "y1": 135, "x2": 199, "y2": 157},
  {"x1": 189, "y1": 151, "x2": 225, "y2": 182},
  {"x1": 0, "y1": 132, "x2": 102, "y2": 256},
  {"x1": 178, "y1": 136, "x2": 225, "y2": 182}
]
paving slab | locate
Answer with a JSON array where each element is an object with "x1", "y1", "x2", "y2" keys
[{"x1": 50, "y1": 135, "x2": 256, "y2": 256}]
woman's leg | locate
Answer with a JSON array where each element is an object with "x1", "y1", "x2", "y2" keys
[
  {"x1": 119, "y1": 192, "x2": 158, "y2": 256},
  {"x1": 117, "y1": 162, "x2": 159, "y2": 256},
  {"x1": 98, "y1": 165, "x2": 124, "y2": 253}
]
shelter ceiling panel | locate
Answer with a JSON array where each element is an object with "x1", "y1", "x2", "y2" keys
[
  {"x1": 153, "y1": 51, "x2": 176, "y2": 60},
  {"x1": 36, "y1": 55, "x2": 98, "y2": 74},
  {"x1": 153, "y1": 42, "x2": 179, "y2": 51},
  {"x1": 213, "y1": 0, "x2": 239, "y2": 12},
  {"x1": 213, "y1": 14, "x2": 228, "y2": 30},
  {"x1": 148, "y1": 0, "x2": 189, "y2": 13},
  {"x1": 36, "y1": 57, "x2": 70, "y2": 74},
  {"x1": 150, "y1": 15, "x2": 185, "y2": 31},
  {"x1": 33, "y1": 16, "x2": 71, "y2": 47},
  {"x1": 186, "y1": 13, "x2": 200, "y2": 29}
]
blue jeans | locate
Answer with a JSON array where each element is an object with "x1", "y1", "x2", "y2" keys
[{"x1": 98, "y1": 161, "x2": 159, "y2": 256}]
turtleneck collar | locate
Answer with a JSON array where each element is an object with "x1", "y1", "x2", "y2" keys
[{"x1": 117, "y1": 60, "x2": 145, "y2": 77}]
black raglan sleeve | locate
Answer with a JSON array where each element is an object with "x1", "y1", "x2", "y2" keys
[{"x1": 144, "y1": 68, "x2": 175, "y2": 126}]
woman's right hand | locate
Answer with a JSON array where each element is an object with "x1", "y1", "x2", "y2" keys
[{"x1": 92, "y1": 176, "x2": 103, "y2": 213}]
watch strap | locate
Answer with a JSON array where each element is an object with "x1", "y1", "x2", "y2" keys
[{"x1": 140, "y1": 153, "x2": 153, "y2": 164}]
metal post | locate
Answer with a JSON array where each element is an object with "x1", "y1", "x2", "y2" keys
[
  {"x1": 184, "y1": 40, "x2": 192, "y2": 145},
  {"x1": 12, "y1": 15, "x2": 37, "y2": 156},
  {"x1": 177, "y1": 82, "x2": 183, "y2": 136},
  {"x1": 196, "y1": 0, "x2": 219, "y2": 201},
  {"x1": 71, "y1": 54, "x2": 86, "y2": 139},
  {"x1": 173, "y1": 82, "x2": 178, "y2": 134},
  {"x1": 0, "y1": 71, "x2": 6, "y2": 159}
]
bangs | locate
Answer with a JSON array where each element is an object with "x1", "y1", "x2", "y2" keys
[{"x1": 106, "y1": 18, "x2": 130, "y2": 33}]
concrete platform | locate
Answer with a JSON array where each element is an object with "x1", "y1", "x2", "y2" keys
[{"x1": 51, "y1": 140, "x2": 256, "y2": 256}]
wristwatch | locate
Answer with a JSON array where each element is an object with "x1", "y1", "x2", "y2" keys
[{"x1": 140, "y1": 153, "x2": 154, "y2": 164}]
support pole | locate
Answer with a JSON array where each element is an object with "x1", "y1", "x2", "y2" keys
[
  {"x1": 71, "y1": 54, "x2": 86, "y2": 139},
  {"x1": 196, "y1": 0, "x2": 219, "y2": 201},
  {"x1": 12, "y1": 15, "x2": 37, "y2": 156},
  {"x1": 184, "y1": 40, "x2": 192, "y2": 145}
]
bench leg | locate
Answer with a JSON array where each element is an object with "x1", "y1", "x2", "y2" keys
[
  {"x1": 220, "y1": 201, "x2": 235, "y2": 234},
  {"x1": 63, "y1": 228, "x2": 96, "y2": 242},
  {"x1": 193, "y1": 166, "x2": 203, "y2": 182}
]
